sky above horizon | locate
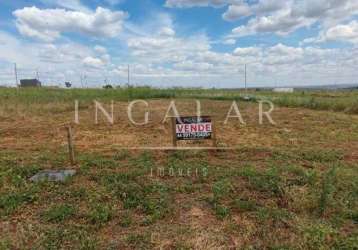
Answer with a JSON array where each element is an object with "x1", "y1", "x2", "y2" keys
[{"x1": 0, "y1": 0, "x2": 358, "y2": 88}]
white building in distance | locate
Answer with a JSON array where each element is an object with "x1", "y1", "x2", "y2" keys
[{"x1": 273, "y1": 88, "x2": 294, "y2": 93}]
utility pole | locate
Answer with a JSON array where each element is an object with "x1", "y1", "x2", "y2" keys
[
  {"x1": 84, "y1": 74, "x2": 88, "y2": 88},
  {"x1": 14, "y1": 63, "x2": 18, "y2": 87},
  {"x1": 36, "y1": 69, "x2": 39, "y2": 81},
  {"x1": 80, "y1": 74, "x2": 83, "y2": 88},
  {"x1": 244, "y1": 64, "x2": 247, "y2": 93},
  {"x1": 127, "y1": 64, "x2": 130, "y2": 86}
]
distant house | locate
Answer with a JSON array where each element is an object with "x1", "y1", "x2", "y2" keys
[
  {"x1": 273, "y1": 88, "x2": 294, "y2": 93},
  {"x1": 20, "y1": 79, "x2": 42, "y2": 87}
]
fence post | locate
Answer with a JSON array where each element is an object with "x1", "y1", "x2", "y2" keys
[
  {"x1": 66, "y1": 125, "x2": 75, "y2": 166},
  {"x1": 171, "y1": 117, "x2": 177, "y2": 148},
  {"x1": 211, "y1": 117, "x2": 217, "y2": 148}
]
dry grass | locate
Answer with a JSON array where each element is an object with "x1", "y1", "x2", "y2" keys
[{"x1": 0, "y1": 89, "x2": 357, "y2": 249}]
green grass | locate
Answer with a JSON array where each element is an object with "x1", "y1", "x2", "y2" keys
[
  {"x1": 119, "y1": 211, "x2": 132, "y2": 227},
  {"x1": 0, "y1": 190, "x2": 37, "y2": 216},
  {"x1": 0, "y1": 86, "x2": 175, "y2": 103},
  {"x1": 36, "y1": 226, "x2": 98, "y2": 250},
  {"x1": 230, "y1": 198, "x2": 258, "y2": 212},
  {"x1": 212, "y1": 179, "x2": 234, "y2": 201},
  {"x1": 125, "y1": 233, "x2": 153, "y2": 249},
  {"x1": 213, "y1": 204, "x2": 230, "y2": 219},
  {"x1": 238, "y1": 166, "x2": 284, "y2": 197},
  {"x1": 98, "y1": 168, "x2": 173, "y2": 225},
  {"x1": 318, "y1": 165, "x2": 337, "y2": 216},
  {"x1": 1, "y1": 87, "x2": 358, "y2": 115},
  {"x1": 1, "y1": 87, "x2": 358, "y2": 248},
  {"x1": 42, "y1": 204, "x2": 76, "y2": 223},
  {"x1": 88, "y1": 204, "x2": 112, "y2": 224},
  {"x1": 1, "y1": 147, "x2": 357, "y2": 248}
]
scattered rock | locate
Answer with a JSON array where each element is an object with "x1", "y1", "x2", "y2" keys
[{"x1": 30, "y1": 170, "x2": 76, "y2": 182}]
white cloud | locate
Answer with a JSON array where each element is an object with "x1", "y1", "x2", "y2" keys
[
  {"x1": 222, "y1": 3, "x2": 252, "y2": 21},
  {"x1": 38, "y1": 43, "x2": 93, "y2": 63},
  {"x1": 231, "y1": 0, "x2": 358, "y2": 37},
  {"x1": 0, "y1": 31, "x2": 33, "y2": 64},
  {"x1": 302, "y1": 20, "x2": 358, "y2": 45},
  {"x1": 263, "y1": 43, "x2": 303, "y2": 65},
  {"x1": 326, "y1": 22, "x2": 358, "y2": 43},
  {"x1": 100, "y1": 54, "x2": 111, "y2": 64},
  {"x1": 167, "y1": 0, "x2": 358, "y2": 41},
  {"x1": 127, "y1": 29, "x2": 211, "y2": 63},
  {"x1": 13, "y1": 6, "x2": 128, "y2": 42},
  {"x1": 159, "y1": 27, "x2": 176, "y2": 36},
  {"x1": 233, "y1": 46, "x2": 261, "y2": 56},
  {"x1": 82, "y1": 56, "x2": 105, "y2": 68},
  {"x1": 252, "y1": 0, "x2": 289, "y2": 15},
  {"x1": 319, "y1": 21, "x2": 358, "y2": 44},
  {"x1": 231, "y1": 8, "x2": 315, "y2": 37},
  {"x1": 291, "y1": 0, "x2": 358, "y2": 27},
  {"x1": 104, "y1": 0, "x2": 125, "y2": 6},
  {"x1": 2, "y1": 6, "x2": 358, "y2": 90},
  {"x1": 223, "y1": 38, "x2": 236, "y2": 45},
  {"x1": 196, "y1": 51, "x2": 237, "y2": 65},
  {"x1": 123, "y1": 21, "x2": 357, "y2": 86},
  {"x1": 94, "y1": 45, "x2": 108, "y2": 54},
  {"x1": 0, "y1": 30, "x2": 116, "y2": 86},
  {"x1": 40, "y1": 0, "x2": 90, "y2": 12},
  {"x1": 165, "y1": 0, "x2": 235, "y2": 8},
  {"x1": 174, "y1": 60, "x2": 214, "y2": 71}
]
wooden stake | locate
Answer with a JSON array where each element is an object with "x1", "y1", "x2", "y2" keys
[
  {"x1": 171, "y1": 117, "x2": 177, "y2": 147},
  {"x1": 211, "y1": 117, "x2": 217, "y2": 148},
  {"x1": 66, "y1": 125, "x2": 75, "y2": 166}
]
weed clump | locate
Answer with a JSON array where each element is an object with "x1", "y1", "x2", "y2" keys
[
  {"x1": 239, "y1": 166, "x2": 284, "y2": 197},
  {"x1": 0, "y1": 189, "x2": 37, "y2": 216},
  {"x1": 318, "y1": 165, "x2": 337, "y2": 216},
  {"x1": 88, "y1": 204, "x2": 112, "y2": 224},
  {"x1": 42, "y1": 204, "x2": 76, "y2": 223},
  {"x1": 100, "y1": 173, "x2": 172, "y2": 224}
]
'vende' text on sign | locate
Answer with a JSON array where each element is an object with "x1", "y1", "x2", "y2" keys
[{"x1": 175, "y1": 116, "x2": 212, "y2": 140}]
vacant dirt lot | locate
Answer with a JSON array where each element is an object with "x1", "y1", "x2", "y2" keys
[
  {"x1": 1, "y1": 97, "x2": 357, "y2": 249},
  {"x1": 1, "y1": 99, "x2": 358, "y2": 152}
]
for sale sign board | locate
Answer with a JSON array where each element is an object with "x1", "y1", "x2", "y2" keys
[{"x1": 175, "y1": 116, "x2": 212, "y2": 140}]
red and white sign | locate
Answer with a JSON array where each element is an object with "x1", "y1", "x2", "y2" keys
[
  {"x1": 176, "y1": 123, "x2": 212, "y2": 133},
  {"x1": 175, "y1": 116, "x2": 212, "y2": 140}
]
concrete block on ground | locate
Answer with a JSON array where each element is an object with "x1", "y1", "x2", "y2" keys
[{"x1": 30, "y1": 170, "x2": 76, "y2": 182}]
